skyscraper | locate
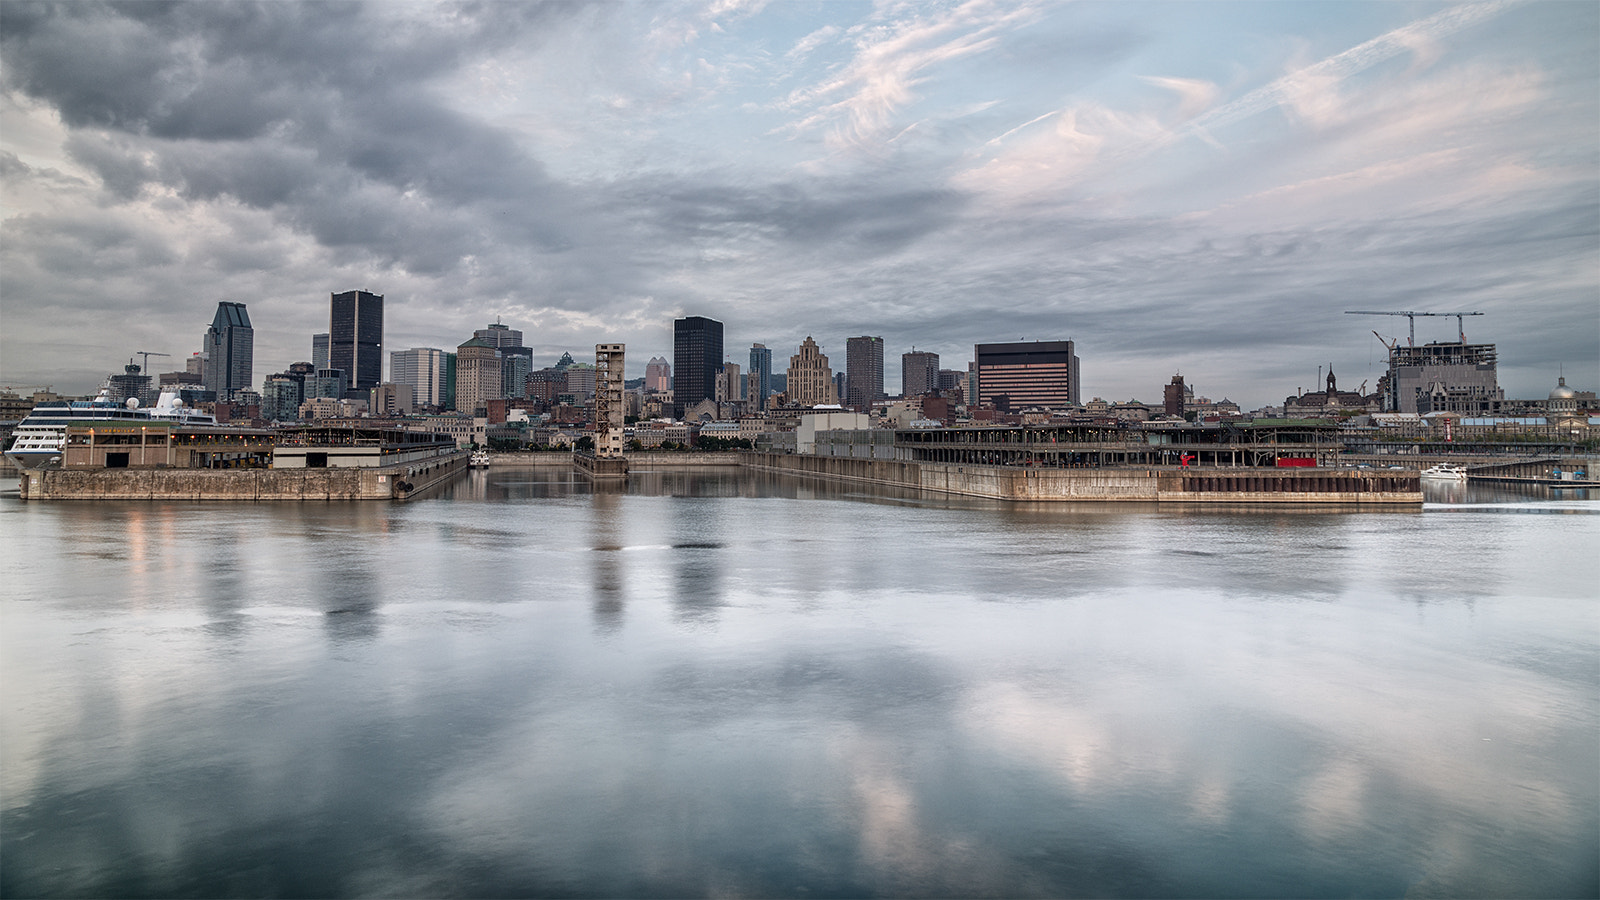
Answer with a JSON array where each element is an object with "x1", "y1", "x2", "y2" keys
[
  {"x1": 329, "y1": 290, "x2": 383, "y2": 392},
  {"x1": 454, "y1": 338, "x2": 501, "y2": 414},
  {"x1": 312, "y1": 333, "x2": 329, "y2": 371},
  {"x1": 673, "y1": 315, "x2": 723, "y2": 418},
  {"x1": 786, "y1": 337, "x2": 838, "y2": 407},
  {"x1": 974, "y1": 340, "x2": 1080, "y2": 410},
  {"x1": 845, "y1": 336, "x2": 884, "y2": 412},
  {"x1": 645, "y1": 357, "x2": 672, "y2": 392},
  {"x1": 902, "y1": 350, "x2": 940, "y2": 399},
  {"x1": 748, "y1": 343, "x2": 772, "y2": 411},
  {"x1": 203, "y1": 301, "x2": 254, "y2": 401},
  {"x1": 390, "y1": 347, "x2": 451, "y2": 408}
]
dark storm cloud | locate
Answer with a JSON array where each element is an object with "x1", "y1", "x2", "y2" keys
[{"x1": 3, "y1": 0, "x2": 582, "y2": 278}]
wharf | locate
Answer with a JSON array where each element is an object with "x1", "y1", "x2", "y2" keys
[
  {"x1": 17, "y1": 450, "x2": 469, "y2": 501},
  {"x1": 743, "y1": 452, "x2": 1421, "y2": 505}
]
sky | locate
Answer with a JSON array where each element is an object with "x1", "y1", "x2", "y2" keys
[{"x1": 1, "y1": 0, "x2": 1595, "y2": 408}]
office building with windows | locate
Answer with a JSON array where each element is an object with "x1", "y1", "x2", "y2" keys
[
  {"x1": 673, "y1": 316, "x2": 724, "y2": 418},
  {"x1": 974, "y1": 340, "x2": 1080, "y2": 410},
  {"x1": 787, "y1": 337, "x2": 838, "y2": 407},
  {"x1": 390, "y1": 347, "x2": 451, "y2": 409},
  {"x1": 902, "y1": 350, "x2": 940, "y2": 399},
  {"x1": 329, "y1": 290, "x2": 384, "y2": 392},
  {"x1": 203, "y1": 301, "x2": 254, "y2": 402},
  {"x1": 748, "y1": 343, "x2": 773, "y2": 411},
  {"x1": 845, "y1": 336, "x2": 884, "y2": 413}
]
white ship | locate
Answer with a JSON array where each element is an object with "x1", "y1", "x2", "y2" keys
[
  {"x1": 1419, "y1": 463, "x2": 1469, "y2": 481},
  {"x1": 5, "y1": 389, "x2": 217, "y2": 470}
]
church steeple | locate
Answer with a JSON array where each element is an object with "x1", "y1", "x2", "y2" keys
[{"x1": 1326, "y1": 366, "x2": 1337, "y2": 396}]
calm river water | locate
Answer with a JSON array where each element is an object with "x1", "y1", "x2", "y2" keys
[{"x1": 1, "y1": 470, "x2": 1596, "y2": 898}]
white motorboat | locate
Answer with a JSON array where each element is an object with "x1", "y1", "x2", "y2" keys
[
  {"x1": 1419, "y1": 463, "x2": 1468, "y2": 481},
  {"x1": 470, "y1": 450, "x2": 491, "y2": 468}
]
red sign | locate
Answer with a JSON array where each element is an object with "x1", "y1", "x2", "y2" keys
[{"x1": 1276, "y1": 457, "x2": 1317, "y2": 467}]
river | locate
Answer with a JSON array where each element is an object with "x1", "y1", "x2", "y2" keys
[{"x1": 1, "y1": 470, "x2": 1595, "y2": 898}]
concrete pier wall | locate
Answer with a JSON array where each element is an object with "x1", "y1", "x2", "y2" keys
[
  {"x1": 18, "y1": 450, "x2": 469, "y2": 501},
  {"x1": 742, "y1": 452, "x2": 1421, "y2": 505}
]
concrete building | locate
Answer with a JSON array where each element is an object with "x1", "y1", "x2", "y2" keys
[
  {"x1": 748, "y1": 344, "x2": 772, "y2": 411},
  {"x1": 370, "y1": 383, "x2": 416, "y2": 416},
  {"x1": 846, "y1": 336, "x2": 885, "y2": 412},
  {"x1": 975, "y1": 340, "x2": 1079, "y2": 410},
  {"x1": 1377, "y1": 340, "x2": 1501, "y2": 414},
  {"x1": 454, "y1": 338, "x2": 502, "y2": 414},
  {"x1": 903, "y1": 350, "x2": 940, "y2": 399},
  {"x1": 593, "y1": 343, "x2": 626, "y2": 458},
  {"x1": 674, "y1": 315, "x2": 724, "y2": 418},
  {"x1": 390, "y1": 347, "x2": 450, "y2": 409},
  {"x1": 1164, "y1": 374, "x2": 1187, "y2": 417},
  {"x1": 786, "y1": 337, "x2": 838, "y2": 407},
  {"x1": 329, "y1": 290, "x2": 383, "y2": 392},
  {"x1": 203, "y1": 301, "x2": 254, "y2": 401}
]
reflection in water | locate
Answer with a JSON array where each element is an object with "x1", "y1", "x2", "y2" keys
[{"x1": 0, "y1": 472, "x2": 1595, "y2": 898}]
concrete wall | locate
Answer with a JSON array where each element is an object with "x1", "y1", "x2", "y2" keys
[
  {"x1": 742, "y1": 452, "x2": 1420, "y2": 505},
  {"x1": 20, "y1": 450, "x2": 469, "y2": 501},
  {"x1": 484, "y1": 451, "x2": 743, "y2": 468}
]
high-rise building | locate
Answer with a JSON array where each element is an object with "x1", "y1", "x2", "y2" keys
[
  {"x1": 454, "y1": 338, "x2": 501, "y2": 414},
  {"x1": 203, "y1": 301, "x2": 254, "y2": 401},
  {"x1": 845, "y1": 336, "x2": 884, "y2": 412},
  {"x1": 786, "y1": 337, "x2": 838, "y2": 407},
  {"x1": 329, "y1": 290, "x2": 383, "y2": 392},
  {"x1": 673, "y1": 315, "x2": 723, "y2": 418},
  {"x1": 1164, "y1": 374, "x2": 1187, "y2": 417},
  {"x1": 902, "y1": 350, "x2": 940, "y2": 399},
  {"x1": 748, "y1": 343, "x2": 772, "y2": 412},
  {"x1": 501, "y1": 347, "x2": 532, "y2": 400},
  {"x1": 390, "y1": 347, "x2": 450, "y2": 408},
  {"x1": 1377, "y1": 340, "x2": 1501, "y2": 414},
  {"x1": 974, "y1": 340, "x2": 1080, "y2": 410},
  {"x1": 474, "y1": 321, "x2": 523, "y2": 348},
  {"x1": 261, "y1": 376, "x2": 302, "y2": 422},
  {"x1": 312, "y1": 334, "x2": 329, "y2": 371},
  {"x1": 645, "y1": 357, "x2": 672, "y2": 392}
]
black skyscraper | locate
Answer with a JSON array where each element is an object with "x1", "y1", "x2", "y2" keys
[
  {"x1": 330, "y1": 290, "x2": 383, "y2": 392},
  {"x1": 204, "y1": 301, "x2": 253, "y2": 401},
  {"x1": 673, "y1": 315, "x2": 723, "y2": 418}
]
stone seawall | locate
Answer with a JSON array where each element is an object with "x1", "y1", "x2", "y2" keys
[
  {"x1": 742, "y1": 452, "x2": 1421, "y2": 505},
  {"x1": 19, "y1": 451, "x2": 469, "y2": 501},
  {"x1": 488, "y1": 451, "x2": 742, "y2": 468}
]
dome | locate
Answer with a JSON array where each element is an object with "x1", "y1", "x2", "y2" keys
[{"x1": 1549, "y1": 376, "x2": 1576, "y2": 401}]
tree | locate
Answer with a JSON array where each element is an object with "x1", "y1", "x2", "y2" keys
[
  {"x1": 575, "y1": 436, "x2": 594, "y2": 451},
  {"x1": 626, "y1": 438, "x2": 643, "y2": 451}
]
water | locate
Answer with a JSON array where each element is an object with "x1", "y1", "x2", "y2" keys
[{"x1": 2, "y1": 470, "x2": 1596, "y2": 898}]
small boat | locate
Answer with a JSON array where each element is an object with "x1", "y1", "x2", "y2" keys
[
  {"x1": 470, "y1": 450, "x2": 491, "y2": 468},
  {"x1": 1419, "y1": 463, "x2": 1468, "y2": 481}
]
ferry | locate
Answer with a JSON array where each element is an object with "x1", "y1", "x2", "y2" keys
[
  {"x1": 1419, "y1": 463, "x2": 1469, "y2": 481},
  {"x1": 470, "y1": 449, "x2": 491, "y2": 468},
  {"x1": 5, "y1": 388, "x2": 216, "y2": 470}
]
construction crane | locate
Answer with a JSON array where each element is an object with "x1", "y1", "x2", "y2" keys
[
  {"x1": 1371, "y1": 331, "x2": 1398, "y2": 351},
  {"x1": 135, "y1": 351, "x2": 171, "y2": 373},
  {"x1": 1344, "y1": 311, "x2": 1484, "y2": 346}
]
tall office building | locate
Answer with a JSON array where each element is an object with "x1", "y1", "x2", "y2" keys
[
  {"x1": 645, "y1": 357, "x2": 672, "y2": 392},
  {"x1": 748, "y1": 343, "x2": 772, "y2": 411},
  {"x1": 974, "y1": 340, "x2": 1080, "y2": 410},
  {"x1": 390, "y1": 347, "x2": 450, "y2": 408},
  {"x1": 902, "y1": 350, "x2": 940, "y2": 399},
  {"x1": 312, "y1": 333, "x2": 329, "y2": 371},
  {"x1": 474, "y1": 321, "x2": 523, "y2": 348},
  {"x1": 673, "y1": 315, "x2": 723, "y2": 418},
  {"x1": 786, "y1": 337, "x2": 838, "y2": 407},
  {"x1": 329, "y1": 290, "x2": 383, "y2": 392},
  {"x1": 203, "y1": 301, "x2": 254, "y2": 401},
  {"x1": 845, "y1": 336, "x2": 884, "y2": 413},
  {"x1": 501, "y1": 347, "x2": 533, "y2": 400},
  {"x1": 454, "y1": 338, "x2": 501, "y2": 414}
]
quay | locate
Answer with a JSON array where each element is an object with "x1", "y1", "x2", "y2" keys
[{"x1": 743, "y1": 452, "x2": 1419, "y2": 505}]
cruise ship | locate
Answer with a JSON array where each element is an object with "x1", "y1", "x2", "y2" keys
[{"x1": 5, "y1": 389, "x2": 217, "y2": 470}]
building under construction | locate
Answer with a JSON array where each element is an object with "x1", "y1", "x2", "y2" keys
[{"x1": 1376, "y1": 341, "x2": 1501, "y2": 414}]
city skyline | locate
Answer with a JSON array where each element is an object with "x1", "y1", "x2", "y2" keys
[{"x1": 1, "y1": 1, "x2": 1595, "y2": 407}]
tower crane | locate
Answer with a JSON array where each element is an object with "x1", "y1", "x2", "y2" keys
[
  {"x1": 1344, "y1": 311, "x2": 1484, "y2": 346},
  {"x1": 135, "y1": 351, "x2": 171, "y2": 373}
]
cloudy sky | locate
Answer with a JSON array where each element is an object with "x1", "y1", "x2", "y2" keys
[{"x1": 2, "y1": 0, "x2": 1595, "y2": 407}]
